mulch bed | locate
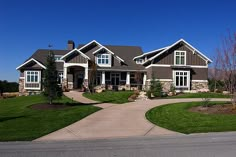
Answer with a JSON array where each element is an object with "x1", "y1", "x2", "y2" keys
[
  {"x1": 30, "y1": 103, "x2": 72, "y2": 110},
  {"x1": 189, "y1": 104, "x2": 236, "y2": 115}
]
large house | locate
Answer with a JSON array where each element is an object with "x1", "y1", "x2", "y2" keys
[{"x1": 16, "y1": 39, "x2": 212, "y2": 95}]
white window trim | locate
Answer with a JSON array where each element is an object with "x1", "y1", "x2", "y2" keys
[
  {"x1": 136, "y1": 59, "x2": 143, "y2": 64},
  {"x1": 58, "y1": 71, "x2": 64, "y2": 85},
  {"x1": 173, "y1": 70, "x2": 190, "y2": 89},
  {"x1": 174, "y1": 50, "x2": 186, "y2": 66},
  {"x1": 145, "y1": 64, "x2": 208, "y2": 69},
  {"x1": 96, "y1": 54, "x2": 111, "y2": 67},
  {"x1": 24, "y1": 70, "x2": 41, "y2": 90}
]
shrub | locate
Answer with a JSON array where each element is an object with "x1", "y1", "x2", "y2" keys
[
  {"x1": 170, "y1": 83, "x2": 176, "y2": 95},
  {"x1": 128, "y1": 94, "x2": 138, "y2": 102},
  {"x1": 146, "y1": 90, "x2": 152, "y2": 99},
  {"x1": 152, "y1": 80, "x2": 163, "y2": 98},
  {"x1": 134, "y1": 90, "x2": 140, "y2": 96},
  {"x1": 201, "y1": 93, "x2": 211, "y2": 107}
]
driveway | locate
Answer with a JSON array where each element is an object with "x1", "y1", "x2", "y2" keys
[{"x1": 36, "y1": 92, "x2": 229, "y2": 141}]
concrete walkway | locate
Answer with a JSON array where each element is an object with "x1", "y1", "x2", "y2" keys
[
  {"x1": 63, "y1": 91, "x2": 116, "y2": 109},
  {"x1": 36, "y1": 93, "x2": 230, "y2": 141}
]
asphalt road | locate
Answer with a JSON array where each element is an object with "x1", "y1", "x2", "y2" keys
[{"x1": 1, "y1": 132, "x2": 236, "y2": 157}]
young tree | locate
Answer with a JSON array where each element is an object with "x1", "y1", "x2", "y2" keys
[
  {"x1": 152, "y1": 80, "x2": 163, "y2": 98},
  {"x1": 216, "y1": 32, "x2": 236, "y2": 107},
  {"x1": 43, "y1": 50, "x2": 62, "y2": 104},
  {"x1": 148, "y1": 75, "x2": 163, "y2": 98}
]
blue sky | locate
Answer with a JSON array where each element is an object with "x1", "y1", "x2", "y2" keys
[{"x1": 0, "y1": 0, "x2": 236, "y2": 81}]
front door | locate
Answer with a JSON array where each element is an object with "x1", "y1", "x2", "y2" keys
[
  {"x1": 77, "y1": 72, "x2": 84, "y2": 89},
  {"x1": 111, "y1": 73, "x2": 120, "y2": 90}
]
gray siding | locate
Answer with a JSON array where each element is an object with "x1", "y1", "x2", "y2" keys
[
  {"x1": 66, "y1": 53, "x2": 87, "y2": 63},
  {"x1": 147, "y1": 67, "x2": 208, "y2": 80},
  {"x1": 191, "y1": 68, "x2": 208, "y2": 80},
  {"x1": 147, "y1": 67, "x2": 172, "y2": 79},
  {"x1": 153, "y1": 44, "x2": 206, "y2": 66},
  {"x1": 20, "y1": 72, "x2": 24, "y2": 77}
]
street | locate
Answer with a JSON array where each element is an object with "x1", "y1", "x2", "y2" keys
[{"x1": 1, "y1": 132, "x2": 236, "y2": 157}]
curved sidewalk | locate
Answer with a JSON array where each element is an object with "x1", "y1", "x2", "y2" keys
[
  {"x1": 36, "y1": 97, "x2": 230, "y2": 141},
  {"x1": 63, "y1": 91, "x2": 116, "y2": 108}
]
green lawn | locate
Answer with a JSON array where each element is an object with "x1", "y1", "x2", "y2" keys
[
  {"x1": 169, "y1": 92, "x2": 230, "y2": 98},
  {"x1": 83, "y1": 91, "x2": 134, "y2": 104},
  {"x1": 0, "y1": 95, "x2": 101, "y2": 141},
  {"x1": 146, "y1": 101, "x2": 236, "y2": 134}
]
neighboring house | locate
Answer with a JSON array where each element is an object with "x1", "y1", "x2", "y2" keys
[{"x1": 16, "y1": 39, "x2": 212, "y2": 95}]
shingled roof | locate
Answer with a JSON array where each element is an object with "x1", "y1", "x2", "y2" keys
[
  {"x1": 18, "y1": 42, "x2": 146, "y2": 71},
  {"x1": 78, "y1": 44, "x2": 145, "y2": 70}
]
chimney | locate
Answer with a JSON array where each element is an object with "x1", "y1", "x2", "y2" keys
[{"x1": 67, "y1": 40, "x2": 75, "y2": 50}]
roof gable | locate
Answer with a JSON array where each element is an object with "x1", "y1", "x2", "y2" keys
[
  {"x1": 142, "y1": 39, "x2": 212, "y2": 65},
  {"x1": 60, "y1": 49, "x2": 90, "y2": 60},
  {"x1": 133, "y1": 46, "x2": 169, "y2": 60},
  {"x1": 16, "y1": 58, "x2": 46, "y2": 70}
]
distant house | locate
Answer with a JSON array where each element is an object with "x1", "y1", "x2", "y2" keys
[{"x1": 16, "y1": 39, "x2": 212, "y2": 95}]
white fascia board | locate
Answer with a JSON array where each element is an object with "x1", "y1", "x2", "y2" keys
[
  {"x1": 16, "y1": 58, "x2": 46, "y2": 70},
  {"x1": 143, "y1": 39, "x2": 212, "y2": 65},
  {"x1": 78, "y1": 40, "x2": 103, "y2": 51},
  {"x1": 93, "y1": 46, "x2": 115, "y2": 55},
  {"x1": 93, "y1": 46, "x2": 125, "y2": 63},
  {"x1": 180, "y1": 39, "x2": 212, "y2": 63},
  {"x1": 145, "y1": 64, "x2": 208, "y2": 69},
  {"x1": 60, "y1": 48, "x2": 90, "y2": 60},
  {"x1": 133, "y1": 46, "x2": 169, "y2": 60},
  {"x1": 92, "y1": 47, "x2": 105, "y2": 54},
  {"x1": 116, "y1": 56, "x2": 125, "y2": 62},
  {"x1": 96, "y1": 69, "x2": 146, "y2": 72}
]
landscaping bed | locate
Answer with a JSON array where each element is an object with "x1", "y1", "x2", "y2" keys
[
  {"x1": 168, "y1": 92, "x2": 230, "y2": 98},
  {"x1": 189, "y1": 104, "x2": 236, "y2": 115},
  {"x1": 145, "y1": 101, "x2": 236, "y2": 134},
  {"x1": 83, "y1": 91, "x2": 134, "y2": 104},
  {"x1": 0, "y1": 95, "x2": 101, "y2": 141}
]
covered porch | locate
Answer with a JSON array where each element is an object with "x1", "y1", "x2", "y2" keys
[
  {"x1": 62, "y1": 63, "x2": 88, "y2": 91},
  {"x1": 94, "y1": 71, "x2": 147, "y2": 91}
]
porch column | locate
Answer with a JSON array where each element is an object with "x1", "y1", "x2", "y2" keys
[
  {"x1": 63, "y1": 67, "x2": 67, "y2": 79},
  {"x1": 84, "y1": 67, "x2": 88, "y2": 79},
  {"x1": 126, "y1": 72, "x2": 130, "y2": 85},
  {"x1": 143, "y1": 73, "x2": 147, "y2": 85},
  {"x1": 102, "y1": 71, "x2": 105, "y2": 85}
]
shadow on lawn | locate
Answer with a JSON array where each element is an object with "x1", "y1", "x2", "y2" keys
[{"x1": 0, "y1": 116, "x2": 26, "y2": 122}]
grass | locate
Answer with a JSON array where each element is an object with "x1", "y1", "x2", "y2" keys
[
  {"x1": 145, "y1": 101, "x2": 236, "y2": 134},
  {"x1": 0, "y1": 95, "x2": 101, "y2": 141},
  {"x1": 83, "y1": 91, "x2": 134, "y2": 104},
  {"x1": 169, "y1": 92, "x2": 230, "y2": 98}
]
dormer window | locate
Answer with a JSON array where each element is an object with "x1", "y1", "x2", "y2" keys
[
  {"x1": 97, "y1": 54, "x2": 110, "y2": 65},
  {"x1": 55, "y1": 55, "x2": 62, "y2": 61},
  {"x1": 174, "y1": 51, "x2": 186, "y2": 65},
  {"x1": 136, "y1": 59, "x2": 143, "y2": 64}
]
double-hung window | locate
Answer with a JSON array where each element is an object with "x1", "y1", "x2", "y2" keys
[
  {"x1": 97, "y1": 54, "x2": 109, "y2": 65},
  {"x1": 26, "y1": 71, "x2": 39, "y2": 83},
  {"x1": 175, "y1": 51, "x2": 186, "y2": 65}
]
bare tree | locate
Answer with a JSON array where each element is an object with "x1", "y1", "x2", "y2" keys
[
  {"x1": 88, "y1": 59, "x2": 97, "y2": 93},
  {"x1": 134, "y1": 71, "x2": 143, "y2": 90},
  {"x1": 216, "y1": 32, "x2": 236, "y2": 107},
  {"x1": 210, "y1": 52, "x2": 222, "y2": 92}
]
